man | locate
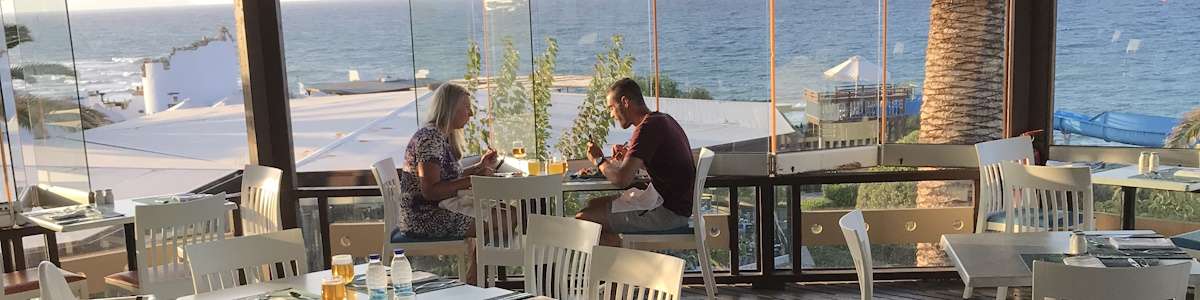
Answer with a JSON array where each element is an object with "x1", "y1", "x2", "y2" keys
[{"x1": 576, "y1": 78, "x2": 696, "y2": 247}]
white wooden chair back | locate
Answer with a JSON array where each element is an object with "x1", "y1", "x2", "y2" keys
[
  {"x1": 38, "y1": 261, "x2": 77, "y2": 300},
  {"x1": 998, "y1": 162, "x2": 1094, "y2": 232},
  {"x1": 471, "y1": 174, "x2": 565, "y2": 287},
  {"x1": 133, "y1": 193, "x2": 228, "y2": 288},
  {"x1": 691, "y1": 148, "x2": 717, "y2": 299},
  {"x1": 371, "y1": 158, "x2": 404, "y2": 239},
  {"x1": 587, "y1": 246, "x2": 685, "y2": 300},
  {"x1": 838, "y1": 210, "x2": 873, "y2": 300},
  {"x1": 974, "y1": 136, "x2": 1034, "y2": 233},
  {"x1": 1032, "y1": 261, "x2": 1190, "y2": 300},
  {"x1": 523, "y1": 215, "x2": 602, "y2": 300},
  {"x1": 185, "y1": 229, "x2": 308, "y2": 294},
  {"x1": 241, "y1": 164, "x2": 282, "y2": 236}
]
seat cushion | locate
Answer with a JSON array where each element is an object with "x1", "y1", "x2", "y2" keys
[
  {"x1": 620, "y1": 225, "x2": 693, "y2": 235},
  {"x1": 1172, "y1": 229, "x2": 1200, "y2": 250},
  {"x1": 105, "y1": 270, "x2": 140, "y2": 290},
  {"x1": 105, "y1": 263, "x2": 193, "y2": 291},
  {"x1": 390, "y1": 228, "x2": 464, "y2": 243},
  {"x1": 2, "y1": 267, "x2": 86, "y2": 295}
]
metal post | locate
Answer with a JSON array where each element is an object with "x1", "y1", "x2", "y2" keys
[{"x1": 234, "y1": 0, "x2": 300, "y2": 229}]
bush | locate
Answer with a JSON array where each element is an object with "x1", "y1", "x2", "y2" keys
[
  {"x1": 800, "y1": 197, "x2": 834, "y2": 211},
  {"x1": 857, "y1": 181, "x2": 917, "y2": 209},
  {"x1": 822, "y1": 184, "x2": 859, "y2": 209}
]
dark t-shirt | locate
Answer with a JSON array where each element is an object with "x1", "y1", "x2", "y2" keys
[{"x1": 628, "y1": 112, "x2": 695, "y2": 217}]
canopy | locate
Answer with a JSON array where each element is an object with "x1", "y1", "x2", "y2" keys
[{"x1": 823, "y1": 55, "x2": 889, "y2": 83}]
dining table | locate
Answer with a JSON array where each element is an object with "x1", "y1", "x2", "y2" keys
[
  {"x1": 1049, "y1": 161, "x2": 1200, "y2": 229},
  {"x1": 942, "y1": 230, "x2": 1200, "y2": 300},
  {"x1": 178, "y1": 264, "x2": 536, "y2": 300},
  {"x1": 17, "y1": 194, "x2": 238, "y2": 270}
]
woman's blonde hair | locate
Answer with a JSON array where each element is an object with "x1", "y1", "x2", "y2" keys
[{"x1": 426, "y1": 83, "x2": 471, "y2": 158}]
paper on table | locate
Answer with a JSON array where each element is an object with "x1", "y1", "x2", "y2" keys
[
  {"x1": 1063, "y1": 256, "x2": 1105, "y2": 268},
  {"x1": 438, "y1": 190, "x2": 475, "y2": 217},
  {"x1": 1109, "y1": 237, "x2": 1176, "y2": 249}
]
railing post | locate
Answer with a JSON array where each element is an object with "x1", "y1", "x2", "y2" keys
[
  {"x1": 754, "y1": 184, "x2": 781, "y2": 289},
  {"x1": 234, "y1": 0, "x2": 300, "y2": 229},
  {"x1": 317, "y1": 196, "x2": 332, "y2": 269},
  {"x1": 789, "y1": 184, "x2": 802, "y2": 279},
  {"x1": 728, "y1": 186, "x2": 740, "y2": 277}
]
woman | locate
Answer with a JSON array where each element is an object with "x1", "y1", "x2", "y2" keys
[{"x1": 397, "y1": 83, "x2": 498, "y2": 240}]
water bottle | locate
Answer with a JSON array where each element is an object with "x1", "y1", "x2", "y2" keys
[
  {"x1": 391, "y1": 248, "x2": 415, "y2": 300},
  {"x1": 366, "y1": 254, "x2": 387, "y2": 300}
]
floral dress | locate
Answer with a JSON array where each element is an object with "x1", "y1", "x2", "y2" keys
[{"x1": 395, "y1": 126, "x2": 472, "y2": 239}]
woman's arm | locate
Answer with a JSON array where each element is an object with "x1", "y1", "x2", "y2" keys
[{"x1": 417, "y1": 161, "x2": 471, "y2": 202}]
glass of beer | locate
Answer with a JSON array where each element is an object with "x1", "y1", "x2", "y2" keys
[
  {"x1": 511, "y1": 141, "x2": 527, "y2": 159},
  {"x1": 322, "y1": 277, "x2": 348, "y2": 300},
  {"x1": 331, "y1": 254, "x2": 354, "y2": 283},
  {"x1": 527, "y1": 159, "x2": 543, "y2": 176},
  {"x1": 548, "y1": 155, "x2": 567, "y2": 175}
]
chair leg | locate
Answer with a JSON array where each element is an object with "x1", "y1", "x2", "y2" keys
[
  {"x1": 995, "y1": 286, "x2": 1008, "y2": 300},
  {"x1": 696, "y1": 241, "x2": 717, "y2": 299},
  {"x1": 962, "y1": 286, "x2": 973, "y2": 299}
]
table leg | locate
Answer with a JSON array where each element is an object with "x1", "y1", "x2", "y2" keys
[
  {"x1": 124, "y1": 223, "x2": 137, "y2": 270},
  {"x1": 45, "y1": 231, "x2": 60, "y2": 266},
  {"x1": 1121, "y1": 187, "x2": 1137, "y2": 230}
]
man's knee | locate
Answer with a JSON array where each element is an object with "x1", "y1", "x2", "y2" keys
[{"x1": 585, "y1": 194, "x2": 618, "y2": 209}]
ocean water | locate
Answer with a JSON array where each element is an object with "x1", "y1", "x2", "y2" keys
[{"x1": 8, "y1": 0, "x2": 1200, "y2": 129}]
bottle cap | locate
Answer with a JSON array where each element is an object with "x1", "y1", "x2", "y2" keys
[
  {"x1": 393, "y1": 248, "x2": 405, "y2": 255},
  {"x1": 368, "y1": 253, "x2": 381, "y2": 260}
]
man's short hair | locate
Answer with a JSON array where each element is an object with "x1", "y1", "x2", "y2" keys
[{"x1": 607, "y1": 78, "x2": 645, "y2": 105}]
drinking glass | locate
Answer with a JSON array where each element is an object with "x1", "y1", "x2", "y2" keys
[
  {"x1": 527, "y1": 159, "x2": 544, "y2": 176},
  {"x1": 331, "y1": 254, "x2": 354, "y2": 283},
  {"x1": 511, "y1": 141, "x2": 527, "y2": 159},
  {"x1": 548, "y1": 155, "x2": 567, "y2": 175},
  {"x1": 321, "y1": 277, "x2": 348, "y2": 300}
]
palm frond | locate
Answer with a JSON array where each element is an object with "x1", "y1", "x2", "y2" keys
[
  {"x1": 1164, "y1": 108, "x2": 1200, "y2": 148},
  {"x1": 5, "y1": 24, "x2": 32, "y2": 49}
]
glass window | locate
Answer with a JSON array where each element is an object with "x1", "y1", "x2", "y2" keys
[{"x1": 1054, "y1": 0, "x2": 1200, "y2": 149}]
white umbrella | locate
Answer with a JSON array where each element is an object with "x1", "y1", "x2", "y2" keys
[{"x1": 822, "y1": 55, "x2": 889, "y2": 83}]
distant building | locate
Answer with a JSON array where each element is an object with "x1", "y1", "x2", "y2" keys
[{"x1": 140, "y1": 27, "x2": 239, "y2": 115}]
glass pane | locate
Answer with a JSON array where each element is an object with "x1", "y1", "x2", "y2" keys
[
  {"x1": 657, "y1": 0, "x2": 771, "y2": 154},
  {"x1": 66, "y1": 2, "x2": 249, "y2": 198},
  {"x1": 800, "y1": 180, "x2": 974, "y2": 269},
  {"x1": 482, "y1": 0, "x2": 535, "y2": 164},
  {"x1": 886, "y1": 0, "x2": 1006, "y2": 145},
  {"x1": 775, "y1": 1, "x2": 883, "y2": 152},
  {"x1": 5, "y1": 0, "x2": 89, "y2": 197},
  {"x1": 1054, "y1": 0, "x2": 1200, "y2": 148},
  {"x1": 530, "y1": 0, "x2": 653, "y2": 161},
  {"x1": 281, "y1": 0, "x2": 419, "y2": 172}
]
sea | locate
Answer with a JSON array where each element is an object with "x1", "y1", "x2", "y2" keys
[{"x1": 7, "y1": 0, "x2": 1200, "y2": 145}]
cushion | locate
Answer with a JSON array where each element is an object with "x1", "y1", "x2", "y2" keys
[
  {"x1": 3, "y1": 267, "x2": 86, "y2": 295},
  {"x1": 1171, "y1": 229, "x2": 1200, "y2": 250},
  {"x1": 390, "y1": 228, "x2": 464, "y2": 244},
  {"x1": 621, "y1": 226, "x2": 693, "y2": 235}
]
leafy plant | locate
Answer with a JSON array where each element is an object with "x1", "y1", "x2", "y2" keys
[
  {"x1": 556, "y1": 35, "x2": 635, "y2": 159},
  {"x1": 462, "y1": 40, "x2": 490, "y2": 155},
  {"x1": 633, "y1": 74, "x2": 713, "y2": 100},
  {"x1": 489, "y1": 38, "x2": 532, "y2": 156},
  {"x1": 530, "y1": 37, "x2": 558, "y2": 160}
]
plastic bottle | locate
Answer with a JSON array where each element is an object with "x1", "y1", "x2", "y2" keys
[
  {"x1": 391, "y1": 248, "x2": 415, "y2": 300},
  {"x1": 366, "y1": 253, "x2": 387, "y2": 300}
]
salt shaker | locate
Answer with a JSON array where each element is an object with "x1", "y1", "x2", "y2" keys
[
  {"x1": 1067, "y1": 230, "x2": 1087, "y2": 255},
  {"x1": 1138, "y1": 151, "x2": 1150, "y2": 174},
  {"x1": 1149, "y1": 152, "x2": 1161, "y2": 173}
]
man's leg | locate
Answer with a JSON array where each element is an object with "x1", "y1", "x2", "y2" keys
[{"x1": 575, "y1": 195, "x2": 623, "y2": 247}]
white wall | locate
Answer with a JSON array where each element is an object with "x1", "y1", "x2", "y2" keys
[{"x1": 141, "y1": 31, "x2": 239, "y2": 114}]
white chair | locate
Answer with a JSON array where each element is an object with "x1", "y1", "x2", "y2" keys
[
  {"x1": 0, "y1": 262, "x2": 87, "y2": 300},
  {"x1": 620, "y1": 148, "x2": 719, "y2": 299},
  {"x1": 240, "y1": 164, "x2": 282, "y2": 236},
  {"x1": 104, "y1": 194, "x2": 228, "y2": 299},
  {"x1": 998, "y1": 162, "x2": 1094, "y2": 233},
  {"x1": 372, "y1": 158, "x2": 468, "y2": 274},
  {"x1": 185, "y1": 229, "x2": 307, "y2": 294},
  {"x1": 974, "y1": 136, "x2": 1035, "y2": 233},
  {"x1": 471, "y1": 174, "x2": 566, "y2": 287},
  {"x1": 838, "y1": 210, "x2": 872, "y2": 300},
  {"x1": 523, "y1": 215, "x2": 602, "y2": 300},
  {"x1": 37, "y1": 261, "x2": 81, "y2": 300},
  {"x1": 1032, "y1": 261, "x2": 1189, "y2": 300},
  {"x1": 587, "y1": 246, "x2": 685, "y2": 300}
]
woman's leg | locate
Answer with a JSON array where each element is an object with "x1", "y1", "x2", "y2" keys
[{"x1": 464, "y1": 221, "x2": 478, "y2": 285}]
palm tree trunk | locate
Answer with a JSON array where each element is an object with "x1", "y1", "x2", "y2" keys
[{"x1": 916, "y1": 0, "x2": 1006, "y2": 266}]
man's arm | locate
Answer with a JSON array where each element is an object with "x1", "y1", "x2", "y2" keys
[{"x1": 587, "y1": 142, "x2": 642, "y2": 188}]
